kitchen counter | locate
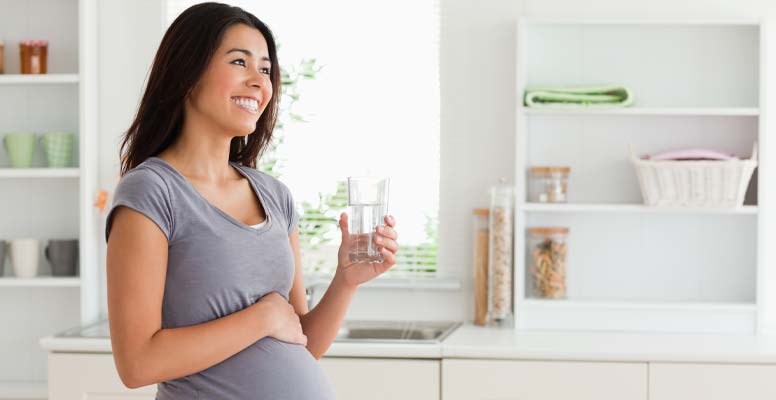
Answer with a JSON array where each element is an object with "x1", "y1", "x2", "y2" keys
[
  {"x1": 39, "y1": 320, "x2": 444, "y2": 359},
  {"x1": 443, "y1": 325, "x2": 776, "y2": 364},
  {"x1": 40, "y1": 321, "x2": 776, "y2": 363}
]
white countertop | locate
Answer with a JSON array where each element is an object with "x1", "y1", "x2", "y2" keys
[
  {"x1": 38, "y1": 321, "x2": 444, "y2": 359},
  {"x1": 38, "y1": 335, "x2": 445, "y2": 358},
  {"x1": 40, "y1": 322, "x2": 776, "y2": 363},
  {"x1": 442, "y1": 325, "x2": 776, "y2": 363}
]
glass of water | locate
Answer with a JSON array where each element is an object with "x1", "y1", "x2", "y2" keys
[{"x1": 347, "y1": 176, "x2": 390, "y2": 263}]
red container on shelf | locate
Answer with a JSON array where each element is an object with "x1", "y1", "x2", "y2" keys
[{"x1": 19, "y1": 40, "x2": 48, "y2": 74}]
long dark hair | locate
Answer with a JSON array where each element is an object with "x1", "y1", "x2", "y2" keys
[{"x1": 118, "y1": 2, "x2": 281, "y2": 176}]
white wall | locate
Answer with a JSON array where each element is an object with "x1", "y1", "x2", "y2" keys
[
  {"x1": 96, "y1": 0, "x2": 165, "y2": 316},
  {"x1": 96, "y1": 0, "x2": 776, "y2": 323}
]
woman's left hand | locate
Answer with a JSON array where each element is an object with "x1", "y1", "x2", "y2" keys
[{"x1": 335, "y1": 213, "x2": 399, "y2": 288}]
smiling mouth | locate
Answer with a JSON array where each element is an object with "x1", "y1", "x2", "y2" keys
[{"x1": 231, "y1": 96, "x2": 259, "y2": 114}]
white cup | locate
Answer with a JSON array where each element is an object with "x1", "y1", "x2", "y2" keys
[{"x1": 9, "y1": 239, "x2": 39, "y2": 278}]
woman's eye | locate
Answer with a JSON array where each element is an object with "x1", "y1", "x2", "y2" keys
[{"x1": 232, "y1": 58, "x2": 270, "y2": 75}]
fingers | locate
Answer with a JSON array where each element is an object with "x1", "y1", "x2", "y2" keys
[
  {"x1": 373, "y1": 248, "x2": 397, "y2": 275},
  {"x1": 384, "y1": 214, "x2": 395, "y2": 227},
  {"x1": 376, "y1": 225, "x2": 398, "y2": 241},
  {"x1": 298, "y1": 322, "x2": 307, "y2": 345},
  {"x1": 340, "y1": 212, "x2": 349, "y2": 237},
  {"x1": 374, "y1": 234, "x2": 399, "y2": 253},
  {"x1": 381, "y1": 247, "x2": 396, "y2": 264}
]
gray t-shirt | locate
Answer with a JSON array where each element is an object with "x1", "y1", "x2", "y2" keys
[{"x1": 105, "y1": 156, "x2": 336, "y2": 400}]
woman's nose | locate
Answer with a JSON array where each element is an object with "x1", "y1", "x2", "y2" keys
[
  {"x1": 246, "y1": 76, "x2": 262, "y2": 89},
  {"x1": 245, "y1": 70, "x2": 265, "y2": 89}
]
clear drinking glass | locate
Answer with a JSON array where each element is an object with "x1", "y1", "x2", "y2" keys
[{"x1": 347, "y1": 176, "x2": 390, "y2": 263}]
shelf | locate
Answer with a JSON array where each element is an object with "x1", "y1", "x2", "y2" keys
[
  {"x1": 521, "y1": 107, "x2": 759, "y2": 116},
  {"x1": 0, "y1": 168, "x2": 79, "y2": 178},
  {"x1": 0, "y1": 277, "x2": 80, "y2": 287},
  {"x1": 0, "y1": 74, "x2": 79, "y2": 85},
  {"x1": 521, "y1": 298, "x2": 756, "y2": 312},
  {"x1": 0, "y1": 380, "x2": 46, "y2": 399},
  {"x1": 522, "y1": 203, "x2": 758, "y2": 215},
  {"x1": 522, "y1": 18, "x2": 762, "y2": 26},
  {"x1": 518, "y1": 299, "x2": 757, "y2": 334}
]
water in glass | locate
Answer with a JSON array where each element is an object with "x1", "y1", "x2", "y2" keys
[{"x1": 347, "y1": 176, "x2": 389, "y2": 263}]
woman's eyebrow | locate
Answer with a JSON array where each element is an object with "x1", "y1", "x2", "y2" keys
[{"x1": 226, "y1": 48, "x2": 271, "y2": 62}]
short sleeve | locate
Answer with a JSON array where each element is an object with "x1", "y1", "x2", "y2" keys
[
  {"x1": 280, "y1": 181, "x2": 300, "y2": 236},
  {"x1": 105, "y1": 168, "x2": 175, "y2": 243}
]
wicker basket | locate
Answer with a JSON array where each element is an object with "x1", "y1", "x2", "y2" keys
[{"x1": 630, "y1": 143, "x2": 758, "y2": 208}]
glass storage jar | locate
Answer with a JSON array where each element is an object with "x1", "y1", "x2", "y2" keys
[
  {"x1": 472, "y1": 208, "x2": 490, "y2": 326},
  {"x1": 528, "y1": 166, "x2": 570, "y2": 203},
  {"x1": 19, "y1": 40, "x2": 48, "y2": 74},
  {"x1": 488, "y1": 178, "x2": 514, "y2": 325},
  {"x1": 0, "y1": 40, "x2": 4, "y2": 74},
  {"x1": 527, "y1": 227, "x2": 568, "y2": 299}
]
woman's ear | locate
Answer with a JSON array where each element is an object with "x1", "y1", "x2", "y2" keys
[{"x1": 183, "y1": 87, "x2": 196, "y2": 106}]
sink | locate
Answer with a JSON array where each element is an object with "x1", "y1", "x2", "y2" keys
[
  {"x1": 54, "y1": 319, "x2": 462, "y2": 345},
  {"x1": 334, "y1": 320, "x2": 461, "y2": 344}
]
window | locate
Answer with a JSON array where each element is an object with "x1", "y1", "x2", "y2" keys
[{"x1": 167, "y1": 0, "x2": 441, "y2": 277}]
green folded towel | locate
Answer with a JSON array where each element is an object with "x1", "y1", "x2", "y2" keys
[{"x1": 524, "y1": 84, "x2": 634, "y2": 108}]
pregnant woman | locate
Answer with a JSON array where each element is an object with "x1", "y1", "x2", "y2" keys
[{"x1": 104, "y1": 3, "x2": 400, "y2": 399}]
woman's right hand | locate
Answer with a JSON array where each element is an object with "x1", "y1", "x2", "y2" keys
[{"x1": 255, "y1": 292, "x2": 307, "y2": 346}]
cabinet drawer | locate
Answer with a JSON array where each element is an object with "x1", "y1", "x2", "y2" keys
[
  {"x1": 50, "y1": 353, "x2": 440, "y2": 400},
  {"x1": 320, "y1": 357, "x2": 440, "y2": 400},
  {"x1": 649, "y1": 363, "x2": 776, "y2": 400},
  {"x1": 49, "y1": 353, "x2": 156, "y2": 400},
  {"x1": 442, "y1": 359, "x2": 647, "y2": 400}
]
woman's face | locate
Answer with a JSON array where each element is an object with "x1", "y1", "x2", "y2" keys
[{"x1": 186, "y1": 23, "x2": 273, "y2": 137}]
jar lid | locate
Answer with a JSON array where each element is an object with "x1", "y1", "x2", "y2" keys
[
  {"x1": 527, "y1": 227, "x2": 569, "y2": 235},
  {"x1": 473, "y1": 208, "x2": 490, "y2": 216},
  {"x1": 530, "y1": 166, "x2": 571, "y2": 174}
]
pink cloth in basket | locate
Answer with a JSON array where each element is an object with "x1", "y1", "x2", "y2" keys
[{"x1": 643, "y1": 148, "x2": 738, "y2": 161}]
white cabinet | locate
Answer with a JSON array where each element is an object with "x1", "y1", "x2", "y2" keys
[
  {"x1": 649, "y1": 363, "x2": 776, "y2": 400},
  {"x1": 442, "y1": 359, "x2": 647, "y2": 400},
  {"x1": 46, "y1": 350, "x2": 776, "y2": 400},
  {"x1": 319, "y1": 358, "x2": 440, "y2": 400},
  {"x1": 47, "y1": 352, "x2": 440, "y2": 400},
  {"x1": 48, "y1": 353, "x2": 155, "y2": 400}
]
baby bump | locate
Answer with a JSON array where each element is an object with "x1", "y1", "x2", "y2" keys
[{"x1": 188, "y1": 337, "x2": 336, "y2": 400}]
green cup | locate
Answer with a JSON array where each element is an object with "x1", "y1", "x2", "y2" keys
[
  {"x1": 3, "y1": 133, "x2": 36, "y2": 168},
  {"x1": 41, "y1": 132, "x2": 75, "y2": 168}
]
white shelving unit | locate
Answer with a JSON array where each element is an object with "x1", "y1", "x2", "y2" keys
[
  {"x1": 523, "y1": 203, "x2": 759, "y2": 215},
  {"x1": 514, "y1": 19, "x2": 769, "y2": 335},
  {"x1": 0, "y1": 74, "x2": 79, "y2": 85},
  {"x1": 0, "y1": 168, "x2": 80, "y2": 178},
  {"x1": 0, "y1": 277, "x2": 81, "y2": 288},
  {"x1": 0, "y1": 0, "x2": 98, "y2": 397},
  {"x1": 523, "y1": 107, "x2": 760, "y2": 116}
]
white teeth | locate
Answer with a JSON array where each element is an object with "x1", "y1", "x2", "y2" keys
[{"x1": 231, "y1": 97, "x2": 258, "y2": 112}]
